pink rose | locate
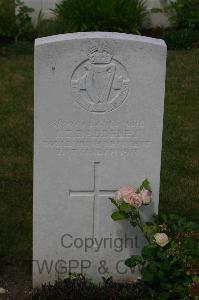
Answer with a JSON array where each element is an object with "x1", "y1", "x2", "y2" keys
[
  {"x1": 124, "y1": 193, "x2": 142, "y2": 208},
  {"x1": 115, "y1": 186, "x2": 142, "y2": 208},
  {"x1": 115, "y1": 186, "x2": 135, "y2": 202},
  {"x1": 140, "y1": 188, "x2": 152, "y2": 205}
]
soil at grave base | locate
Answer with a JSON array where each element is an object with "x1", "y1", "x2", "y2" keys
[
  {"x1": 32, "y1": 278, "x2": 153, "y2": 300},
  {"x1": 0, "y1": 258, "x2": 32, "y2": 300},
  {"x1": 0, "y1": 259, "x2": 153, "y2": 300}
]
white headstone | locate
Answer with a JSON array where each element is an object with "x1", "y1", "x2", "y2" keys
[{"x1": 33, "y1": 32, "x2": 167, "y2": 287}]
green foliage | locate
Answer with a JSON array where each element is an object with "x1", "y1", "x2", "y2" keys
[
  {"x1": 110, "y1": 181, "x2": 199, "y2": 299},
  {"x1": 168, "y1": 0, "x2": 199, "y2": 30},
  {"x1": 140, "y1": 230, "x2": 199, "y2": 299},
  {"x1": 0, "y1": 0, "x2": 34, "y2": 40},
  {"x1": 110, "y1": 198, "x2": 141, "y2": 228},
  {"x1": 126, "y1": 214, "x2": 199, "y2": 299},
  {"x1": 125, "y1": 255, "x2": 143, "y2": 267},
  {"x1": 154, "y1": 213, "x2": 199, "y2": 234},
  {"x1": 53, "y1": 0, "x2": 148, "y2": 34},
  {"x1": 152, "y1": 0, "x2": 199, "y2": 30},
  {"x1": 137, "y1": 178, "x2": 151, "y2": 193},
  {"x1": 111, "y1": 211, "x2": 128, "y2": 220},
  {"x1": 15, "y1": 0, "x2": 34, "y2": 41},
  {"x1": 0, "y1": 0, "x2": 15, "y2": 38}
]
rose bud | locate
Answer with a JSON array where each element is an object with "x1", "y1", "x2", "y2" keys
[{"x1": 140, "y1": 188, "x2": 152, "y2": 205}]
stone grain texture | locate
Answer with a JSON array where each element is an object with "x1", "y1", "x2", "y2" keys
[{"x1": 33, "y1": 32, "x2": 167, "y2": 287}]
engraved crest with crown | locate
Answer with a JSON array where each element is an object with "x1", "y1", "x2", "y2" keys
[{"x1": 71, "y1": 43, "x2": 130, "y2": 113}]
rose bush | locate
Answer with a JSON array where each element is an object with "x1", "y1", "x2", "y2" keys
[{"x1": 109, "y1": 180, "x2": 199, "y2": 300}]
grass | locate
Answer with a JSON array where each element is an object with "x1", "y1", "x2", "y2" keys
[
  {"x1": 159, "y1": 50, "x2": 199, "y2": 220},
  {"x1": 0, "y1": 48, "x2": 198, "y2": 274},
  {"x1": 0, "y1": 51, "x2": 33, "y2": 269}
]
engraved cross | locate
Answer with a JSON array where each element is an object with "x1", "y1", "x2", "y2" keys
[{"x1": 69, "y1": 162, "x2": 116, "y2": 238}]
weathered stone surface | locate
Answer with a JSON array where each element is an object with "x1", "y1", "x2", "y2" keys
[{"x1": 33, "y1": 32, "x2": 167, "y2": 286}]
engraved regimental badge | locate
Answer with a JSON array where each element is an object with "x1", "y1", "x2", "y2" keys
[{"x1": 71, "y1": 44, "x2": 130, "y2": 112}]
